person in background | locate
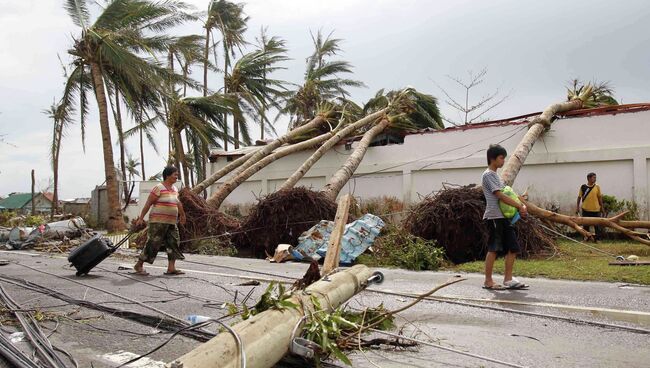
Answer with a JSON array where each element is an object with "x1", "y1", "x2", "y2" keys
[
  {"x1": 576, "y1": 172, "x2": 604, "y2": 240},
  {"x1": 133, "y1": 166, "x2": 186, "y2": 276}
]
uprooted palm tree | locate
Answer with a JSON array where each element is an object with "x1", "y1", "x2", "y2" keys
[
  {"x1": 205, "y1": 103, "x2": 362, "y2": 208},
  {"x1": 61, "y1": 0, "x2": 194, "y2": 231},
  {"x1": 321, "y1": 87, "x2": 443, "y2": 200},
  {"x1": 281, "y1": 30, "x2": 366, "y2": 129},
  {"x1": 567, "y1": 79, "x2": 618, "y2": 108}
]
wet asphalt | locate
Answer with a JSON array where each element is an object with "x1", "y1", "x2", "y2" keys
[{"x1": 0, "y1": 249, "x2": 648, "y2": 368}]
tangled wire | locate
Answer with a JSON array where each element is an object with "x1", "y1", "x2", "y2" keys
[
  {"x1": 233, "y1": 187, "x2": 338, "y2": 258},
  {"x1": 403, "y1": 186, "x2": 555, "y2": 264}
]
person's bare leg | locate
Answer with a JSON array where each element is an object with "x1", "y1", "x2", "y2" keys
[
  {"x1": 134, "y1": 259, "x2": 145, "y2": 274},
  {"x1": 484, "y1": 251, "x2": 498, "y2": 286},
  {"x1": 504, "y1": 251, "x2": 516, "y2": 283},
  {"x1": 167, "y1": 259, "x2": 176, "y2": 273}
]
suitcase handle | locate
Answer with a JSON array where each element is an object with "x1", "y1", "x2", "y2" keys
[{"x1": 108, "y1": 231, "x2": 135, "y2": 252}]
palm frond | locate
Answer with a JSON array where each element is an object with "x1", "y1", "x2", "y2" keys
[{"x1": 64, "y1": 0, "x2": 90, "y2": 29}]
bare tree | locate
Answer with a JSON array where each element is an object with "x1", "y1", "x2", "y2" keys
[{"x1": 435, "y1": 68, "x2": 509, "y2": 126}]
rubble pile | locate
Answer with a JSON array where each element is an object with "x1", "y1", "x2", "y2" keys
[{"x1": 403, "y1": 186, "x2": 556, "y2": 263}]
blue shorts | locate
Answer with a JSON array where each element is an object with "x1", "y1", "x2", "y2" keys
[{"x1": 486, "y1": 218, "x2": 521, "y2": 254}]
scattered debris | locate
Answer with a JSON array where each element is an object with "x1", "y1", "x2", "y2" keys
[
  {"x1": 292, "y1": 260, "x2": 321, "y2": 290},
  {"x1": 292, "y1": 214, "x2": 385, "y2": 264}
]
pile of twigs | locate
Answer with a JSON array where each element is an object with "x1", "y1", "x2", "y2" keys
[
  {"x1": 403, "y1": 186, "x2": 555, "y2": 263},
  {"x1": 234, "y1": 187, "x2": 338, "y2": 258}
]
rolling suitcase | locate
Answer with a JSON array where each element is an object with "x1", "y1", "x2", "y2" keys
[{"x1": 68, "y1": 233, "x2": 132, "y2": 276}]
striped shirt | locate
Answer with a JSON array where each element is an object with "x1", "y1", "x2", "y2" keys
[
  {"x1": 149, "y1": 184, "x2": 179, "y2": 224},
  {"x1": 482, "y1": 169, "x2": 505, "y2": 219}
]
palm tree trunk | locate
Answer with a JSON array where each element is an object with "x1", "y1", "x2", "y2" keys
[
  {"x1": 203, "y1": 28, "x2": 209, "y2": 97},
  {"x1": 139, "y1": 126, "x2": 146, "y2": 180},
  {"x1": 280, "y1": 110, "x2": 386, "y2": 191},
  {"x1": 321, "y1": 118, "x2": 391, "y2": 201},
  {"x1": 51, "y1": 122, "x2": 62, "y2": 220},
  {"x1": 173, "y1": 129, "x2": 190, "y2": 185},
  {"x1": 115, "y1": 91, "x2": 128, "y2": 201},
  {"x1": 500, "y1": 99, "x2": 584, "y2": 186},
  {"x1": 207, "y1": 130, "x2": 337, "y2": 208},
  {"x1": 233, "y1": 107, "x2": 240, "y2": 149},
  {"x1": 192, "y1": 115, "x2": 329, "y2": 195},
  {"x1": 190, "y1": 151, "x2": 255, "y2": 195},
  {"x1": 90, "y1": 62, "x2": 124, "y2": 231}
]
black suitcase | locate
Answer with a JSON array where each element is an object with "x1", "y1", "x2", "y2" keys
[{"x1": 68, "y1": 233, "x2": 132, "y2": 276}]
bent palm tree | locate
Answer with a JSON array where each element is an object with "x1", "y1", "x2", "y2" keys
[
  {"x1": 61, "y1": 0, "x2": 194, "y2": 231},
  {"x1": 321, "y1": 88, "x2": 443, "y2": 200},
  {"x1": 226, "y1": 44, "x2": 288, "y2": 149}
]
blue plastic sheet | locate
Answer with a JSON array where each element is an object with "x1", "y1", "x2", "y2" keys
[{"x1": 292, "y1": 214, "x2": 385, "y2": 264}]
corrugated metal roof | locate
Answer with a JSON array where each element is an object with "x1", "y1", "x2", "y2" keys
[{"x1": 0, "y1": 193, "x2": 33, "y2": 209}]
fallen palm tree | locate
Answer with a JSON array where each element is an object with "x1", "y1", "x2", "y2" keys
[
  {"x1": 235, "y1": 88, "x2": 444, "y2": 257},
  {"x1": 192, "y1": 109, "x2": 334, "y2": 195}
]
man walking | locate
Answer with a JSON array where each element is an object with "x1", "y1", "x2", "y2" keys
[{"x1": 576, "y1": 172, "x2": 604, "y2": 239}]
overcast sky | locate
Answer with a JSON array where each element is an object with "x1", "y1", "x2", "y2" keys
[{"x1": 1, "y1": 0, "x2": 649, "y2": 199}]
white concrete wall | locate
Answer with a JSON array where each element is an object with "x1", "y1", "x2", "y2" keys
[{"x1": 208, "y1": 109, "x2": 650, "y2": 219}]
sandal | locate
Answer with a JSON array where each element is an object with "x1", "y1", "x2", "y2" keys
[
  {"x1": 482, "y1": 284, "x2": 506, "y2": 290},
  {"x1": 504, "y1": 278, "x2": 529, "y2": 290},
  {"x1": 164, "y1": 270, "x2": 185, "y2": 275}
]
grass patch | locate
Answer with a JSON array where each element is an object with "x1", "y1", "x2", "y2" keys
[{"x1": 447, "y1": 239, "x2": 650, "y2": 285}]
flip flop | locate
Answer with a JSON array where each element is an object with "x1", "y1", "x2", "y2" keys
[
  {"x1": 163, "y1": 270, "x2": 185, "y2": 275},
  {"x1": 482, "y1": 284, "x2": 506, "y2": 290},
  {"x1": 504, "y1": 279, "x2": 529, "y2": 290}
]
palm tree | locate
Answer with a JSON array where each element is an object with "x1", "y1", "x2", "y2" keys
[
  {"x1": 203, "y1": 0, "x2": 249, "y2": 152},
  {"x1": 123, "y1": 155, "x2": 141, "y2": 209},
  {"x1": 567, "y1": 79, "x2": 618, "y2": 108},
  {"x1": 43, "y1": 101, "x2": 72, "y2": 220},
  {"x1": 281, "y1": 30, "x2": 365, "y2": 129},
  {"x1": 255, "y1": 27, "x2": 288, "y2": 140},
  {"x1": 226, "y1": 44, "x2": 288, "y2": 149},
  {"x1": 61, "y1": 0, "x2": 194, "y2": 231},
  {"x1": 124, "y1": 113, "x2": 160, "y2": 181},
  {"x1": 167, "y1": 92, "x2": 236, "y2": 186},
  {"x1": 321, "y1": 88, "x2": 443, "y2": 200}
]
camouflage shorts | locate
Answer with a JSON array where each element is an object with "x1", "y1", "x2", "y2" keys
[{"x1": 139, "y1": 222, "x2": 185, "y2": 264}]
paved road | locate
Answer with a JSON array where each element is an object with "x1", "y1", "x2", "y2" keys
[{"x1": 0, "y1": 249, "x2": 648, "y2": 368}]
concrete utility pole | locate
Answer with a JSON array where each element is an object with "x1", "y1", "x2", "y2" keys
[{"x1": 168, "y1": 265, "x2": 375, "y2": 368}]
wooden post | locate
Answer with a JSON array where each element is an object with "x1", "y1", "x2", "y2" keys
[
  {"x1": 321, "y1": 194, "x2": 352, "y2": 276},
  {"x1": 31, "y1": 169, "x2": 36, "y2": 216}
]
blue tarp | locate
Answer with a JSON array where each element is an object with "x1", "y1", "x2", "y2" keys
[{"x1": 292, "y1": 214, "x2": 385, "y2": 264}]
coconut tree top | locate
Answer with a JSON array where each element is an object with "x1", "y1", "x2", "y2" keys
[{"x1": 282, "y1": 30, "x2": 366, "y2": 129}]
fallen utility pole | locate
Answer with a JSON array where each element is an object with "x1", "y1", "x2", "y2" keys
[
  {"x1": 321, "y1": 194, "x2": 352, "y2": 276},
  {"x1": 168, "y1": 265, "x2": 375, "y2": 368}
]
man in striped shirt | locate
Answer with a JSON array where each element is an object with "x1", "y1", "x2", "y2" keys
[{"x1": 133, "y1": 166, "x2": 187, "y2": 276}]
